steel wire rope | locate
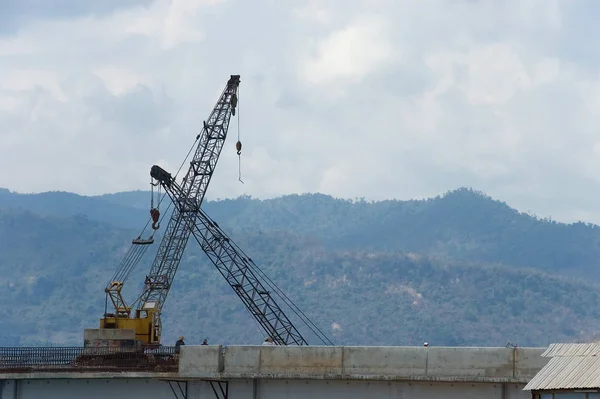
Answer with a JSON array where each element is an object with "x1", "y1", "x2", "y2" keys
[
  {"x1": 107, "y1": 135, "x2": 201, "y2": 287},
  {"x1": 245, "y1": 257, "x2": 334, "y2": 345},
  {"x1": 206, "y1": 218, "x2": 334, "y2": 346},
  {"x1": 237, "y1": 85, "x2": 243, "y2": 183},
  {"x1": 122, "y1": 136, "x2": 205, "y2": 309}
]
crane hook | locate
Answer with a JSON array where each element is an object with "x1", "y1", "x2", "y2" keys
[
  {"x1": 150, "y1": 208, "x2": 160, "y2": 230},
  {"x1": 236, "y1": 140, "x2": 242, "y2": 156}
]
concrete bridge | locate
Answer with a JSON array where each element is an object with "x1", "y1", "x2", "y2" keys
[{"x1": 0, "y1": 345, "x2": 549, "y2": 399}]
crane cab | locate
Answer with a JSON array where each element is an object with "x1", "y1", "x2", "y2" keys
[
  {"x1": 99, "y1": 305, "x2": 159, "y2": 347},
  {"x1": 101, "y1": 278, "x2": 161, "y2": 346}
]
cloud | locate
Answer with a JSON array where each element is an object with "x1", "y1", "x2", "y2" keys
[
  {"x1": 0, "y1": 0, "x2": 154, "y2": 34},
  {"x1": 299, "y1": 15, "x2": 394, "y2": 87},
  {"x1": 0, "y1": 0, "x2": 600, "y2": 224}
]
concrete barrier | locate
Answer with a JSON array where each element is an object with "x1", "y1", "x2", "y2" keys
[
  {"x1": 342, "y1": 346, "x2": 427, "y2": 377},
  {"x1": 178, "y1": 345, "x2": 221, "y2": 375},
  {"x1": 177, "y1": 345, "x2": 548, "y2": 383},
  {"x1": 425, "y1": 347, "x2": 514, "y2": 378},
  {"x1": 223, "y1": 345, "x2": 261, "y2": 375},
  {"x1": 514, "y1": 347, "x2": 549, "y2": 379},
  {"x1": 259, "y1": 346, "x2": 343, "y2": 376},
  {"x1": 83, "y1": 329, "x2": 136, "y2": 340},
  {"x1": 0, "y1": 345, "x2": 546, "y2": 382}
]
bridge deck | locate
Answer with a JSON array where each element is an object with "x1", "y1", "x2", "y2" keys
[{"x1": 0, "y1": 345, "x2": 549, "y2": 384}]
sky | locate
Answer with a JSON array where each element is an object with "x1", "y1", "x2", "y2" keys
[{"x1": 1, "y1": 0, "x2": 600, "y2": 223}]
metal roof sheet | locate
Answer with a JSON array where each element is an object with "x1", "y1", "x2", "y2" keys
[
  {"x1": 524, "y1": 355, "x2": 600, "y2": 391},
  {"x1": 542, "y1": 343, "x2": 600, "y2": 357}
]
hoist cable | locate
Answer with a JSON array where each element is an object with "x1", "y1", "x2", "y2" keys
[
  {"x1": 109, "y1": 135, "x2": 202, "y2": 289},
  {"x1": 237, "y1": 86, "x2": 244, "y2": 184}
]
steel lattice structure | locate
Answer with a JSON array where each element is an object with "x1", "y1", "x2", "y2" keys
[{"x1": 151, "y1": 173, "x2": 309, "y2": 345}]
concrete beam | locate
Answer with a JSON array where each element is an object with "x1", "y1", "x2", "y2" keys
[{"x1": 177, "y1": 345, "x2": 549, "y2": 383}]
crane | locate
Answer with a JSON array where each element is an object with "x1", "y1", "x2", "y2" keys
[
  {"x1": 100, "y1": 75, "x2": 240, "y2": 346},
  {"x1": 99, "y1": 74, "x2": 332, "y2": 348}
]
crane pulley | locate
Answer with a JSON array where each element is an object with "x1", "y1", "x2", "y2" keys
[{"x1": 150, "y1": 179, "x2": 161, "y2": 230}]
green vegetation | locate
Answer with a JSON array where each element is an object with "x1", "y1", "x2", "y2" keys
[{"x1": 0, "y1": 186, "x2": 599, "y2": 347}]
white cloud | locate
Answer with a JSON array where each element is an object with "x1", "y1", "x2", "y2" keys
[
  {"x1": 0, "y1": 70, "x2": 67, "y2": 101},
  {"x1": 292, "y1": 1, "x2": 330, "y2": 24},
  {"x1": 300, "y1": 15, "x2": 394, "y2": 87},
  {"x1": 463, "y1": 42, "x2": 531, "y2": 105},
  {"x1": 1, "y1": 0, "x2": 600, "y2": 224},
  {"x1": 123, "y1": 0, "x2": 213, "y2": 49},
  {"x1": 93, "y1": 67, "x2": 153, "y2": 96}
]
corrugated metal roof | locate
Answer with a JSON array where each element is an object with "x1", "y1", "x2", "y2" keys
[
  {"x1": 524, "y1": 355, "x2": 600, "y2": 390},
  {"x1": 542, "y1": 343, "x2": 600, "y2": 357}
]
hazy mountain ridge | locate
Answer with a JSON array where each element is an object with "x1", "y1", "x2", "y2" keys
[
  {"x1": 0, "y1": 187, "x2": 598, "y2": 346},
  {"x1": 96, "y1": 187, "x2": 600, "y2": 280},
  {"x1": 0, "y1": 188, "x2": 146, "y2": 229}
]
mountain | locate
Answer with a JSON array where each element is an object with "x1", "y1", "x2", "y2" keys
[
  {"x1": 0, "y1": 207, "x2": 135, "y2": 345},
  {"x1": 0, "y1": 186, "x2": 598, "y2": 347},
  {"x1": 0, "y1": 188, "x2": 147, "y2": 229},
  {"x1": 203, "y1": 189, "x2": 600, "y2": 281},
  {"x1": 98, "y1": 188, "x2": 600, "y2": 281}
]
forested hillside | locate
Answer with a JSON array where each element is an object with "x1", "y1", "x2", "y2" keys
[
  {"x1": 101, "y1": 187, "x2": 600, "y2": 280},
  {"x1": 0, "y1": 186, "x2": 598, "y2": 347}
]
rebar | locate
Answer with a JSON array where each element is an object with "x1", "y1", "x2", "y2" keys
[{"x1": 0, "y1": 346, "x2": 179, "y2": 373}]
